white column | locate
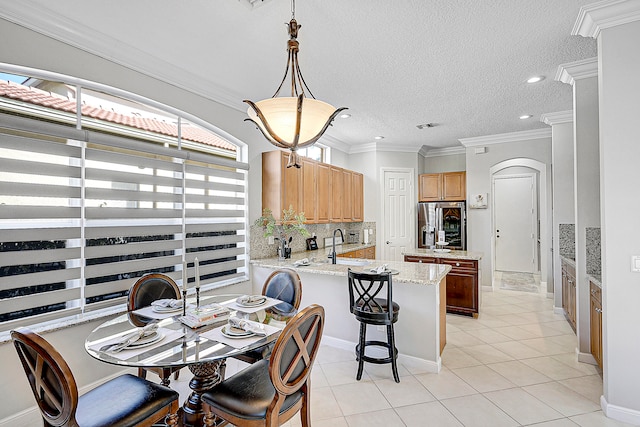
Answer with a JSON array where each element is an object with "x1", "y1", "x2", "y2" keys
[
  {"x1": 540, "y1": 111, "x2": 574, "y2": 309},
  {"x1": 557, "y1": 58, "x2": 600, "y2": 364},
  {"x1": 574, "y1": 1, "x2": 640, "y2": 424}
]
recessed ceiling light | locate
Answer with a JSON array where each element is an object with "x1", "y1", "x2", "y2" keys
[
  {"x1": 519, "y1": 114, "x2": 533, "y2": 120},
  {"x1": 374, "y1": 136, "x2": 385, "y2": 140},
  {"x1": 339, "y1": 113, "x2": 351, "y2": 119},
  {"x1": 527, "y1": 76, "x2": 545, "y2": 84}
]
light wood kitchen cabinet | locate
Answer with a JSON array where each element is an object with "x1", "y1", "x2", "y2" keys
[
  {"x1": 590, "y1": 280, "x2": 602, "y2": 368},
  {"x1": 561, "y1": 259, "x2": 577, "y2": 332},
  {"x1": 352, "y1": 172, "x2": 364, "y2": 222},
  {"x1": 363, "y1": 245, "x2": 375, "y2": 259},
  {"x1": 404, "y1": 255, "x2": 479, "y2": 316},
  {"x1": 337, "y1": 246, "x2": 376, "y2": 260},
  {"x1": 262, "y1": 151, "x2": 364, "y2": 224},
  {"x1": 316, "y1": 162, "x2": 331, "y2": 223},
  {"x1": 418, "y1": 171, "x2": 466, "y2": 201}
]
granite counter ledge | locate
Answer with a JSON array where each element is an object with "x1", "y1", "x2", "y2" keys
[{"x1": 402, "y1": 248, "x2": 484, "y2": 260}]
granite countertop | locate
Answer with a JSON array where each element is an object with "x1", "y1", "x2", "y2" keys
[
  {"x1": 402, "y1": 248, "x2": 483, "y2": 260},
  {"x1": 250, "y1": 253, "x2": 451, "y2": 286},
  {"x1": 560, "y1": 255, "x2": 602, "y2": 288},
  {"x1": 305, "y1": 242, "x2": 376, "y2": 258}
]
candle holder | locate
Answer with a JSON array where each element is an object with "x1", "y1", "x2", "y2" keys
[{"x1": 182, "y1": 289, "x2": 188, "y2": 317}]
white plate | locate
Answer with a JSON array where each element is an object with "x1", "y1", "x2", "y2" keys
[
  {"x1": 125, "y1": 331, "x2": 165, "y2": 348},
  {"x1": 434, "y1": 248, "x2": 451, "y2": 253},
  {"x1": 236, "y1": 297, "x2": 267, "y2": 307},
  {"x1": 152, "y1": 306, "x2": 182, "y2": 313},
  {"x1": 221, "y1": 326, "x2": 254, "y2": 339}
]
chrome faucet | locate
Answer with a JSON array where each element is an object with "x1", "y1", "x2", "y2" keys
[{"x1": 328, "y1": 228, "x2": 344, "y2": 264}]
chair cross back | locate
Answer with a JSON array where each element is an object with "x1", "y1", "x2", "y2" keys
[{"x1": 348, "y1": 271, "x2": 394, "y2": 322}]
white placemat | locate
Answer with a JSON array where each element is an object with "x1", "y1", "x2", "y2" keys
[
  {"x1": 88, "y1": 328, "x2": 185, "y2": 360},
  {"x1": 223, "y1": 296, "x2": 282, "y2": 314},
  {"x1": 200, "y1": 322, "x2": 281, "y2": 349}
]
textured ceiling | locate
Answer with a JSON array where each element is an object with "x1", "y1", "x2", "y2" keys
[{"x1": 0, "y1": 0, "x2": 596, "y2": 153}]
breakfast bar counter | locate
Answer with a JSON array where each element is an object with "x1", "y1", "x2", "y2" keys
[{"x1": 250, "y1": 255, "x2": 451, "y2": 373}]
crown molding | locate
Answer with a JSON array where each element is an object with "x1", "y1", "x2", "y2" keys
[
  {"x1": 555, "y1": 57, "x2": 598, "y2": 85},
  {"x1": 540, "y1": 110, "x2": 574, "y2": 126},
  {"x1": 459, "y1": 128, "x2": 551, "y2": 147},
  {"x1": 0, "y1": 1, "x2": 245, "y2": 111},
  {"x1": 421, "y1": 146, "x2": 466, "y2": 158},
  {"x1": 573, "y1": 0, "x2": 640, "y2": 39}
]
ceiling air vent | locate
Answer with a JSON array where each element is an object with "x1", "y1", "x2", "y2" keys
[{"x1": 237, "y1": 0, "x2": 272, "y2": 9}]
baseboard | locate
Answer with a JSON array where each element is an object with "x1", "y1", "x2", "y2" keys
[
  {"x1": 320, "y1": 335, "x2": 440, "y2": 373},
  {"x1": 601, "y1": 395, "x2": 640, "y2": 425},
  {"x1": 553, "y1": 306, "x2": 564, "y2": 315},
  {"x1": 577, "y1": 350, "x2": 597, "y2": 365},
  {"x1": 0, "y1": 369, "x2": 133, "y2": 427}
]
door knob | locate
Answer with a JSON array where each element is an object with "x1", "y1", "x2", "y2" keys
[{"x1": 386, "y1": 241, "x2": 391, "y2": 244}]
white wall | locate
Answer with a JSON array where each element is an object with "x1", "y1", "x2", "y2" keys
[
  {"x1": 598, "y1": 19, "x2": 640, "y2": 421},
  {"x1": 465, "y1": 137, "x2": 552, "y2": 288},
  {"x1": 422, "y1": 152, "x2": 466, "y2": 173}
]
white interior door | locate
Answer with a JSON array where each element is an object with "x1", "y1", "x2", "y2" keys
[
  {"x1": 382, "y1": 169, "x2": 413, "y2": 261},
  {"x1": 494, "y1": 174, "x2": 536, "y2": 273}
]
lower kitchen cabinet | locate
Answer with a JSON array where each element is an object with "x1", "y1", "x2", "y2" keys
[
  {"x1": 404, "y1": 255, "x2": 479, "y2": 316},
  {"x1": 338, "y1": 246, "x2": 376, "y2": 260},
  {"x1": 590, "y1": 280, "x2": 603, "y2": 369},
  {"x1": 561, "y1": 259, "x2": 577, "y2": 332}
]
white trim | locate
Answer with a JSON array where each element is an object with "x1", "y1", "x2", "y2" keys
[
  {"x1": 540, "y1": 110, "x2": 574, "y2": 126},
  {"x1": 555, "y1": 58, "x2": 599, "y2": 86},
  {"x1": 421, "y1": 146, "x2": 466, "y2": 158},
  {"x1": 601, "y1": 395, "x2": 640, "y2": 425},
  {"x1": 573, "y1": 0, "x2": 640, "y2": 38},
  {"x1": 459, "y1": 128, "x2": 551, "y2": 147}
]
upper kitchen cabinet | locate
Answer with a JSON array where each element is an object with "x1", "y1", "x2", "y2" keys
[
  {"x1": 262, "y1": 151, "x2": 363, "y2": 224},
  {"x1": 419, "y1": 171, "x2": 466, "y2": 202}
]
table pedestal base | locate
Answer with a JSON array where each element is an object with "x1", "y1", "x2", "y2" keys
[{"x1": 181, "y1": 359, "x2": 227, "y2": 427}]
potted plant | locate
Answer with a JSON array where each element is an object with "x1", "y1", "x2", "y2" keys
[{"x1": 255, "y1": 206, "x2": 310, "y2": 259}]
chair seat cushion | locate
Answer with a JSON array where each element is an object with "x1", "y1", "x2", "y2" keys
[
  {"x1": 201, "y1": 359, "x2": 303, "y2": 420},
  {"x1": 354, "y1": 298, "x2": 400, "y2": 323},
  {"x1": 76, "y1": 374, "x2": 178, "y2": 427}
]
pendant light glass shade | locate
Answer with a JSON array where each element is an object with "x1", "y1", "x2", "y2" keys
[{"x1": 244, "y1": 2, "x2": 346, "y2": 168}]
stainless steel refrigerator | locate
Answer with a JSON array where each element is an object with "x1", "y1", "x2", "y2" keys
[{"x1": 417, "y1": 201, "x2": 466, "y2": 250}]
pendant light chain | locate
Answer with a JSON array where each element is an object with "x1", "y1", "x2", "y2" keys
[{"x1": 291, "y1": 0, "x2": 296, "y2": 20}]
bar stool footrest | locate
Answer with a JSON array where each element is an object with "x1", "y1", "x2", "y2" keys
[{"x1": 356, "y1": 340, "x2": 398, "y2": 365}]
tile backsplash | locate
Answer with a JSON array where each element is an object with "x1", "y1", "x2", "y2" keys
[
  {"x1": 586, "y1": 227, "x2": 601, "y2": 276},
  {"x1": 559, "y1": 223, "x2": 575, "y2": 260},
  {"x1": 250, "y1": 221, "x2": 376, "y2": 260}
]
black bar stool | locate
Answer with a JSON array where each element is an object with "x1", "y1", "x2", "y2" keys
[{"x1": 347, "y1": 268, "x2": 400, "y2": 383}]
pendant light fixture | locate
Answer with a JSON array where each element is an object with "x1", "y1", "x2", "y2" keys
[{"x1": 244, "y1": 0, "x2": 347, "y2": 168}]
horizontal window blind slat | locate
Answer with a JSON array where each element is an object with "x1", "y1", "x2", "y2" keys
[
  {"x1": 1, "y1": 132, "x2": 81, "y2": 157},
  {"x1": 83, "y1": 297, "x2": 127, "y2": 312},
  {"x1": 84, "y1": 277, "x2": 135, "y2": 298},
  {"x1": 0, "y1": 307, "x2": 83, "y2": 331},
  {"x1": 186, "y1": 163, "x2": 245, "y2": 180},
  {"x1": 85, "y1": 239, "x2": 181, "y2": 258},
  {"x1": 86, "y1": 187, "x2": 183, "y2": 204},
  {"x1": 199, "y1": 259, "x2": 244, "y2": 276},
  {"x1": 185, "y1": 209, "x2": 244, "y2": 218},
  {"x1": 86, "y1": 207, "x2": 181, "y2": 219},
  {"x1": 0, "y1": 287, "x2": 81, "y2": 315},
  {"x1": 0, "y1": 206, "x2": 80, "y2": 219},
  {"x1": 185, "y1": 222, "x2": 244, "y2": 233},
  {"x1": 1, "y1": 158, "x2": 82, "y2": 178},
  {"x1": 184, "y1": 180, "x2": 245, "y2": 193},
  {"x1": 0, "y1": 227, "x2": 80, "y2": 242},
  {"x1": 84, "y1": 255, "x2": 182, "y2": 278},
  {"x1": 185, "y1": 234, "x2": 244, "y2": 249},
  {"x1": 187, "y1": 247, "x2": 244, "y2": 263},
  {"x1": 185, "y1": 194, "x2": 244, "y2": 206},
  {"x1": 85, "y1": 224, "x2": 182, "y2": 239},
  {"x1": 86, "y1": 168, "x2": 182, "y2": 187},
  {"x1": 86, "y1": 147, "x2": 183, "y2": 172},
  {"x1": 1, "y1": 182, "x2": 81, "y2": 199},
  {"x1": 2, "y1": 247, "x2": 81, "y2": 266},
  {"x1": 0, "y1": 112, "x2": 86, "y2": 145},
  {"x1": 0, "y1": 267, "x2": 80, "y2": 290}
]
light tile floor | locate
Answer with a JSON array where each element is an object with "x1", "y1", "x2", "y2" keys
[{"x1": 172, "y1": 274, "x2": 636, "y2": 427}]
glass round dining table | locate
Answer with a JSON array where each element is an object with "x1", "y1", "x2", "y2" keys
[{"x1": 85, "y1": 294, "x2": 281, "y2": 427}]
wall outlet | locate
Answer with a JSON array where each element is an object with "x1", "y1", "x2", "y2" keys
[{"x1": 268, "y1": 235, "x2": 275, "y2": 245}]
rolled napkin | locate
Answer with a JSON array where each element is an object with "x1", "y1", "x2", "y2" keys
[
  {"x1": 151, "y1": 299, "x2": 183, "y2": 308},
  {"x1": 236, "y1": 294, "x2": 265, "y2": 305},
  {"x1": 228, "y1": 317, "x2": 267, "y2": 336},
  {"x1": 293, "y1": 258, "x2": 310, "y2": 266},
  {"x1": 104, "y1": 323, "x2": 158, "y2": 353},
  {"x1": 374, "y1": 264, "x2": 389, "y2": 274}
]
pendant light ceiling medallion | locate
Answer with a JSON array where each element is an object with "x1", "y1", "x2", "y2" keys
[{"x1": 244, "y1": 0, "x2": 347, "y2": 168}]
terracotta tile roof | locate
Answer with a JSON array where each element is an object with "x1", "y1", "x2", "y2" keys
[{"x1": 0, "y1": 80, "x2": 236, "y2": 153}]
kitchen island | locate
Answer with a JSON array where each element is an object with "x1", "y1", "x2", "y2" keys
[{"x1": 250, "y1": 255, "x2": 451, "y2": 373}]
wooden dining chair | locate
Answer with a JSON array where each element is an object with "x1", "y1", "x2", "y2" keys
[
  {"x1": 202, "y1": 304, "x2": 324, "y2": 427},
  {"x1": 128, "y1": 273, "x2": 182, "y2": 385},
  {"x1": 11, "y1": 327, "x2": 179, "y2": 427}
]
